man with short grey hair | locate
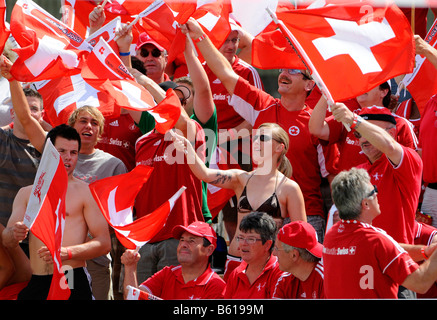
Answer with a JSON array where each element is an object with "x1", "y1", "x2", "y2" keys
[{"x1": 323, "y1": 167, "x2": 437, "y2": 299}]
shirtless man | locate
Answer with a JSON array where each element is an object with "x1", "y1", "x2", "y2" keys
[{"x1": 2, "y1": 125, "x2": 111, "y2": 300}]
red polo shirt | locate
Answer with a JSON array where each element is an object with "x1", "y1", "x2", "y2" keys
[
  {"x1": 224, "y1": 255, "x2": 284, "y2": 299},
  {"x1": 140, "y1": 265, "x2": 225, "y2": 300}
]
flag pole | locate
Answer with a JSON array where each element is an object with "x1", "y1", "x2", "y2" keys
[{"x1": 266, "y1": 7, "x2": 351, "y2": 131}]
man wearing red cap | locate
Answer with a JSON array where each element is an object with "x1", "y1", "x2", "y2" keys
[
  {"x1": 324, "y1": 168, "x2": 437, "y2": 299},
  {"x1": 121, "y1": 221, "x2": 225, "y2": 300},
  {"x1": 309, "y1": 83, "x2": 418, "y2": 174},
  {"x1": 272, "y1": 221, "x2": 324, "y2": 299},
  {"x1": 135, "y1": 32, "x2": 170, "y2": 84},
  {"x1": 331, "y1": 103, "x2": 423, "y2": 299}
]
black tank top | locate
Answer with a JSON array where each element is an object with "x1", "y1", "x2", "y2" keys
[{"x1": 237, "y1": 173, "x2": 285, "y2": 218}]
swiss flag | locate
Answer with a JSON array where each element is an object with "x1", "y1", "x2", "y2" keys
[
  {"x1": 81, "y1": 37, "x2": 181, "y2": 133},
  {"x1": 32, "y1": 71, "x2": 117, "y2": 127},
  {"x1": 275, "y1": 1, "x2": 415, "y2": 102},
  {"x1": 9, "y1": 0, "x2": 92, "y2": 82},
  {"x1": 401, "y1": 18, "x2": 437, "y2": 115},
  {"x1": 23, "y1": 140, "x2": 70, "y2": 300},
  {"x1": 89, "y1": 165, "x2": 186, "y2": 250},
  {"x1": 0, "y1": 0, "x2": 9, "y2": 55},
  {"x1": 85, "y1": 16, "x2": 122, "y2": 50}
]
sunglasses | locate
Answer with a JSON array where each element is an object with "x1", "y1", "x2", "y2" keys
[
  {"x1": 366, "y1": 185, "x2": 378, "y2": 199},
  {"x1": 140, "y1": 48, "x2": 162, "y2": 58},
  {"x1": 279, "y1": 68, "x2": 312, "y2": 80}
]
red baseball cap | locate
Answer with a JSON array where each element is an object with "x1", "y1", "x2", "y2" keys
[
  {"x1": 172, "y1": 221, "x2": 217, "y2": 249},
  {"x1": 135, "y1": 32, "x2": 165, "y2": 52},
  {"x1": 277, "y1": 221, "x2": 323, "y2": 258},
  {"x1": 358, "y1": 106, "x2": 397, "y2": 126}
]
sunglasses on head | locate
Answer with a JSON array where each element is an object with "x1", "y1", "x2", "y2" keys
[{"x1": 140, "y1": 48, "x2": 162, "y2": 58}]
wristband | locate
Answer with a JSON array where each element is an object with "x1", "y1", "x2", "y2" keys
[
  {"x1": 193, "y1": 34, "x2": 206, "y2": 43},
  {"x1": 421, "y1": 246, "x2": 429, "y2": 260},
  {"x1": 119, "y1": 51, "x2": 130, "y2": 56},
  {"x1": 67, "y1": 248, "x2": 73, "y2": 260},
  {"x1": 350, "y1": 114, "x2": 363, "y2": 130}
]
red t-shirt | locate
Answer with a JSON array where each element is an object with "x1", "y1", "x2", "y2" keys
[
  {"x1": 224, "y1": 255, "x2": 284, "y2": 299},
  {"x1": 230, "y1": 77, "x2": 334, "y2": 217},
  {"x1": 323, "y1": 220, "x2": 419, "y2": 299},
  {"x1": 358, "y1": 146, "x2": 423, "y2": 244},
  {"x1": 140, "y1": 265, "x2": 226, "y2": 300},
  {"x1": 419, "y1": 94, "x2": 437, "y2": 184},
  {"x1": 95, "y1": 113, "x2": 142, "y2": 172},
  {"x1": 134, "y1": 122, "x2": 206, "y2": 242},
  {"x1": 272, "y1": 261, "x2": 325, "y2": 299}
]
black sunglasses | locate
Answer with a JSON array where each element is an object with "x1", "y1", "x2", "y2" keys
[
  {"x1": 253, "y1": 134, "x2": 282, "y2": 143},
  {"x1": 140, "y1": 48, "x2": 162, "y2": 58},
  {"x1": 366, "y1": 185, "x2": 378, "y2": 199}
]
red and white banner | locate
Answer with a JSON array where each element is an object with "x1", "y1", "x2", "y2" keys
[
  {"x1": 400, "y1": 18, "x2": 437, "y2": 114},
  {"x1": 274, "y1": 1, "x2": 415, "y2": 102},
  {"x1": 9, "y1": 0, "x2": 91, "y2": 82},
  {"x1": 23, "y1": 139, "x2": 70, "y2": 300},
  {"x1": 89, "y1": 165, "x2": 186, "y2": 250},
  {"x1": 32, "y1": 71, "x2": 117, "y2": 127},
  {"x1": 0, "y1": 0, "x2": 10, "y2": 55},
  {"x1": 85, "y1": 16, "x2": 122, "y2": 50},
  {"x1": 81, "y1": 37, "x2": 181, "y2": 133}
]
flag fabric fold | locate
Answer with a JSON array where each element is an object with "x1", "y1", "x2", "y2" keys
[
  {"x1": 89, "y1": 165, "x2": 187, "y2": 250},
  {"x1": 23, "y1": 139, "x2": 70, "y2": 300},
  {"x1": 81, "y1": 37, "x2": 180, "y2": 133},
  {"x1": 0, "y1": 0, "x2": 10, "y2": 55},
  {"x1": 9, "y1": 0, "x2": 92, "y2": 82}
]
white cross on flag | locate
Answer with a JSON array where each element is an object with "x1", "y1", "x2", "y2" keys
[
  {"x1": 9, "y1": 0, "x2": 92, "y2": 82},
  {"x1": 276, "y1": 1, "x2": 415, "y2": 102},
  {"x1": 89, "y1": 165, "x2": 186, "y2": 250}
]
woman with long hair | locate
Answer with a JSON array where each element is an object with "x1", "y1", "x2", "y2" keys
[{"x1": 172, "y1": 122, "x2": 306, "y2": 279}]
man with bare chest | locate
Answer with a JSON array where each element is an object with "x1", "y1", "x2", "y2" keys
[{"x1": 2, "y1": 125, "x2": 111, "y2": 300}]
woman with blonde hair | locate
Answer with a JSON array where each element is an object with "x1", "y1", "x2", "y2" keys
[{"x1": 172, "y1": 122, "x2": 306, "y2": 280}]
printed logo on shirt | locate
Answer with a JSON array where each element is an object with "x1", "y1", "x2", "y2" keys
[
  {"x1": 323, "y1": 246, "x2": 357, "y2": 256},
  {"x1": 372, "y1": 172, "x2": 383, "y2": 181},
  {"x1": 109, "y1": 120, "x2": 119, "y2": 126},
  {"x1": 212, "y1": 93, "x2": 228, "y2": 101},
  {"x1": 256, "y1": 282, "x2": 266, "y2": 292},
  {"x1": 154, "y1": 139, "x2": 162, "y2": 146},
  {"x1": 288, "y1": 126, "x2": 300, "y2": 136},
  {"x1": 212, "y1": 78, "x2": 221, "y2": 84},
  {"x1": 345, "y1": 136, "x2": 360, "y2": 146}
]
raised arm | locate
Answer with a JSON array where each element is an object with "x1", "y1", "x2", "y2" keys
[
  {"x1": 183, "y1": 36, "x2": 214, "y2": 124},
  {"x1": 1, "y1": 55, "x2": 46, "y2": 153},
  {"x1": 308, "y1": 95, "x2": 331, "y2": 141},
  {"x1": 415, "y1": 35, "x2": 437, "y2": 70},
  {"x1": 171, "y1": 131, "x2": 245, "y2": 191},
  {"x1": 331, "y1": 102, "x2": 403, "y2": 165},
  {"x1": 181, "y1": 18, "x2": 239, "y2": 96}
]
